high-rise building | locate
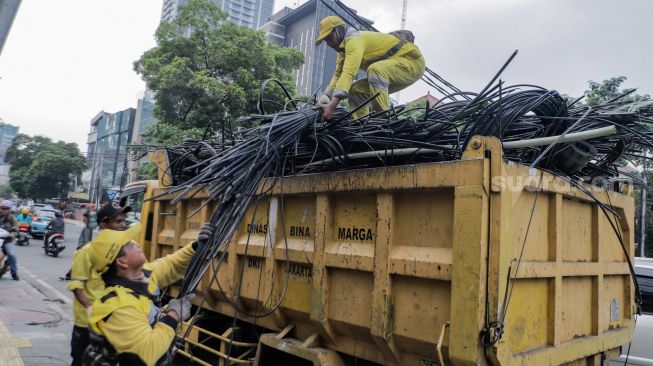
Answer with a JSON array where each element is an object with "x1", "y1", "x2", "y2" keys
[
  {"x1": 0, "y1": 119, "x2": 18, "y2": 184},
  {"x1": 161, "y1": 0, "x2": 274, "y2": 30},
  {"x1": 86, "y1": 108, "x2": 135, "y2": 203},
  {"x1": 128, "y1": 90, "x2": 158, "y2": 182},
  {"x1": 0, "y1": 120, "x2": 18, "y2": 164},
  {"x1": 0, "y1": 0, "x2": 21, "y2": 57},
  {"x1": 259, "y1": 0, "x2": 373, "y2": 96}
]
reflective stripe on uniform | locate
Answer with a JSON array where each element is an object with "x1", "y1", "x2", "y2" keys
[
  {"x1": 349, "y1": 90, "x2": 365, "y2": 107},
  {"x1": 368, "y1": 75, "x2": 389, "y2": 90},
  {"x1": 333, "y1": 88, "x2": 348, "y2": 98}
]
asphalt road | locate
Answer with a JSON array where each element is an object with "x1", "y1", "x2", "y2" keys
[
  {"x1": 0, "y1": 220, "x2": 82, "y2": 365},
  {"x1": 17, "y1": 219, "x2": 82, "y2": 299}
]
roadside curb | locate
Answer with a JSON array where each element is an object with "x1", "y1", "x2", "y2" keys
[{"x1": 19, "y1": 266, "x2": 72, "y2": 305}]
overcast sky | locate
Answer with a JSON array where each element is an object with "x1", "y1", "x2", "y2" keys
[{"x1": 0, "y1": 0, "x2": 651, "y2": 151}]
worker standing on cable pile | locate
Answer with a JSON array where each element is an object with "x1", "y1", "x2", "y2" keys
[
  {"x1": 82, "y1": 222, "x2": 213, "y2": 366},
  {"x1": 315, "y1": 15, "x2": 426, "y2": 121}
]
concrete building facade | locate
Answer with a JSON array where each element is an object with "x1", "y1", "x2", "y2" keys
[{"x1": 259, "y1": 0, "x2": 372, "y2": 97}]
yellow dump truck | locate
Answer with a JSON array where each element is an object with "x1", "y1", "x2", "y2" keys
[{"x1": 120, "y1": 136, "x2": 636, "y2": 365}]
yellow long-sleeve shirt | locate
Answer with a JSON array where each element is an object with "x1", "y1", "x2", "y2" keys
[
  {"x1": 88, "y1": 243, "x2": 195, "y2": 366},
  {"x1": 326, "y1": 28, "x2": 421, "y2": 99},
  {"x1": 67, "y1": 245, "x2": 105, "y2": 327}
]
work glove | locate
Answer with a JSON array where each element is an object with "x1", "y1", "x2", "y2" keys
[
  {"x1": 166, "y1": 293, "x2": 195, "y2": 322},
  {"x1": 192, "y1": 223, "x2": 214, "y2": 250},
  {"x1": 312, "y1": 94, "x2": 331, "y2": 110}
]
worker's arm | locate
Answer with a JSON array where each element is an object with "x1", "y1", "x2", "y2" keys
[
  {"x1": 67, "y1": 248, "x2": 91, "y2": 307},
  {"x1": 321, "y1": 95, "x2": 342, "y2": 121},
  {"x1": 325, "y1": 52, "x2": 345, "y2": 96},
  {"x1": 148, "y1": 243, "x2": 195, "y2": 288},
  {"x1": 73, "y1": 289, "x2": 92, "y2": 308},
  {"x1": 332, "y1": 36, "x2": 364, "y2": 99},
  {"x1": 98, "y1": 305, "x2": 178, "y2": 366}
]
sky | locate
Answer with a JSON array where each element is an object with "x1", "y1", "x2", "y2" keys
[{"x1": 0, "y1": 0, "x2": 651, "y2": 151}]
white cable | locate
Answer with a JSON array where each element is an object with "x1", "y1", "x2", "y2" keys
[{"x1": 502, "y1": 126, "x2": 616, "y2": 150}]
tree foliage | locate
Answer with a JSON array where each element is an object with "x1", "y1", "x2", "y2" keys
[
  {"x1": 133, "y1": 0, "x2": 304, "y2": 141},
  {"x1": 584, "y1": 76, "x2": 650, "y2": 107},
  {"x1": 0, "y1": 184, "x2": 13, "y2": 198},
  {"x1": 141, "y1": 122, "x2": 205, "y2": 146},
  {"x1": 5, "y1": 134, "x2": 85, "y2": 201}
]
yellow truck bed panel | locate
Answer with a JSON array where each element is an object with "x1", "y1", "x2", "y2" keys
[{"x1": 146, "y1": 136, "x2": 635, "y2": 365}]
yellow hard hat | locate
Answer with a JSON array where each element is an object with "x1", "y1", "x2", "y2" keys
[
  {"x1": 315, "y1": 16, "x2": 346, "y2": 46},
  {"x1": 20, "y1": 207, "x2": 29, "y2": 214},
  {"x1": 88, "y1": 223, "x2": 142, "y2": 273}
]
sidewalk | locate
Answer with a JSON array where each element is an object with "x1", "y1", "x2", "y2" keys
[{"x1": 0, "y1": 278, "x2": 73, "y2": 365}]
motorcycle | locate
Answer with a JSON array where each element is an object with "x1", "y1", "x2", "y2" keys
[
  {"x1": 43, "y1": 230, "x2": 65, "y2": 257},
  {"x1": 16, "y1": 223, "x2": 30, "y2": 246},
  {"x1": 0, "y1": 227, "x2": 8, "y2": 264}
]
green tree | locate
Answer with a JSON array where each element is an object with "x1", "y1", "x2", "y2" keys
[
  {"x1": 134, "y1": 0, "x2": 304, "y2": 141},
  {"x1": 584, "y1": 76, "x2": 650, "y2": 107},
  {"x1": 586, "y1": 77, "x2": 653, "y2": 257},
  {"x1": 0, "y1": 184, "x2": 14, "y2": 198},
  {"x1": 5, "y1": 135, "x2": 85, "y2": 201},
  {"x1": 141, "y1": 122, "x2": 205, "y2": 146}
]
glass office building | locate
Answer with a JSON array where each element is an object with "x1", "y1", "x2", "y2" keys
[
  {"x1": 259, "y1": 0, "x2": 372, "y2": 96},
  {"x1": 0, "y1": 121, "x2": 18, "y2": 164},
  {"x1": 161, "y1": 0, "x2": 274, "y2": 30},
  {"x1": 87, "y1": 108, "x2": 135, "y2": 202}
]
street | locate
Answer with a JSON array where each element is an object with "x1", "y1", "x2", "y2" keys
[{"x1": 0, "y1": 220, "x2": 81, "y2": 366}]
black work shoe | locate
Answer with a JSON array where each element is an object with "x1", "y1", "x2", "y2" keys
[
  {"x1": 0, "y1": 267, "x2": 7, "y2": 278},
  {"x1": 11, "y1": 274, "x2": 19, "y2": 281}
]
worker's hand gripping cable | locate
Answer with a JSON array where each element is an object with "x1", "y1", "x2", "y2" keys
[{"x1": 166, "y1": 293, "x2": 196, "y2": 322}]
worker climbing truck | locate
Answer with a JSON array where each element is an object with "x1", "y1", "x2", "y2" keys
[{"x1": 120, "y1": 136, "x2": 636, "y2": 365}]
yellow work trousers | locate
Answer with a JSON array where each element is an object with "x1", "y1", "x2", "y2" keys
[{"x1": 348, "y1": 50, "x2": 426, "y2": 119}]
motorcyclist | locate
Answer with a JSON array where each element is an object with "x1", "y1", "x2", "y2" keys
[
  {"x1": 17, "y1": 207, "x2": 31, "y2": 224},
  {"x1": 44, "y1": 211, "x2": 65, "y2": 248},
  {"x1": 0, "y1": 200, "x2": 19, "y2": 280}
]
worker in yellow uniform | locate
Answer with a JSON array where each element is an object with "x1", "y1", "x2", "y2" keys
[
  {"x1": 83, "y1": 221, "x2": 213, "y2": 366},
  {"x1": 315, "y1": 16, "x2": 426, "y2": 121},
  {"x1": 67, "y1": 201, "x2": 130, "y2": 366}
]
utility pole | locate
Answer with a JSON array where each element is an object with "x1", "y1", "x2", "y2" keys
[
  {"x1": 401, "y1": 0, "x2": 407, "y2": 30},
  {"x1": 641, "y1": 152, "x2": 648, "y2": 257},
  {"x1": 395, "y1": 0, "x2": 408, "y2": 103}
]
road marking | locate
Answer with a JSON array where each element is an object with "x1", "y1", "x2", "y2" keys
[
  {"x1": 19, "y1": 267, "x2": 72, "y2": 305},
  {"x1": 0, "y1": 338, "x2": 31, "y2": 348}
]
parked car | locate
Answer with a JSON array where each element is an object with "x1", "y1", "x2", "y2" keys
[
  {"x1": 636, "y1": 257, "x2": 653, "y2": 314},
  {"x1": 30, "y1": 208, "x2": 58, "y2": 238},
  {"x1": 30, "y1": 203, "x2": 53, "y2": 215}
]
